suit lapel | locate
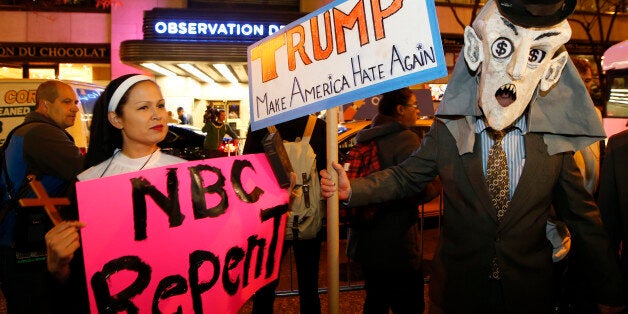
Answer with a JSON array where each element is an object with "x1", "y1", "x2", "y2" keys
[
  {"x1": 459, "y1": 130, "x2": 547, "y2": 224},
  {"x1": 500, "y1": 133, "x2": 547, "y2": 226},
  {"x1": 462, "y1": 133, "x2": 497, "y2": 221}
]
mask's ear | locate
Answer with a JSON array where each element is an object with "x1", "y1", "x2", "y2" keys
[
  {"x1": 463, "y1": 26, "x2": 483, "y2": 72},
  {"x1": 540, "y1": 51, "x2": 569, "y2": 92},
  {"x1": 108, "y1": 111, "x2": 123, "y2": 130}
]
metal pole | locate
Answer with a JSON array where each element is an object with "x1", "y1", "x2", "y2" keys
[{"x1": 325, "y1": 107, "x2": 339, "y2": 314}]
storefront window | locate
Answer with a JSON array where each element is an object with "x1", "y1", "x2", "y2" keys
[
  {"x1": 29, "y1": 68, "x2": 56, "y2": 79},
  {"x1": 59, "y1": 63, "x2": 93, "y2": 82},
  {"x1": 0, "y1": 67, "x2": 22, "y2": 79},
  {"x1": 5, "y1": 63, "x2": 108, "y2": 83}
]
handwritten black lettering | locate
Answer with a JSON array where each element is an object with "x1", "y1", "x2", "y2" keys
[
  {"x1": 91, "y1": 255, "x2": 151, "y2": 313},
  {"x1": 152, "y1": 275, "x2": 187, "y2": 313},
  {"x1": 130, "y1": 168, "x2": 184, "y2": 241},
  {"x1": 231, "y1": 159, "x2": 264, "y2": 203},
  {"x1": 189, "y1": 250, "x2": 221, "y2": 313},
  {"x1": 189, "y1": 164, "x2": 228, "y2": 219}
]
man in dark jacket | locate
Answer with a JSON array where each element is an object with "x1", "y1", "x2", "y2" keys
[
  {"x1": 347, "y1": 87, "x2": 439, "y2": 313},
  {"x1": 599, "y1": 128, "x2": 628, "y2": 306},
  {"x1": 177, "y1": 106, "x2": 192, "y2": 125},
  {"x1": 0, "y1": 80, "x2": 86, "y2": 313},
  {"x1": 321, "y1": 0, "x2": 624, "y2": 313}
]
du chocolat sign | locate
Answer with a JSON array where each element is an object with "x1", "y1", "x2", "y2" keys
[{"x1": 0, "y1": 42, "x2": 110, "y2": 63}]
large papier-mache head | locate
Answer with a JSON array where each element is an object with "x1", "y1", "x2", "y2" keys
[{"x1": 463, "y1": 0, "x2": 575, "y2": 130}]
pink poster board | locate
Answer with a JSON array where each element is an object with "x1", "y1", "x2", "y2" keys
[{"x1": 76, "y1": 153, "x2": 288, "y2": 313}]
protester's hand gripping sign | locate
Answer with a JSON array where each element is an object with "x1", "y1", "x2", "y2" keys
[
  {"x1": 77, "y1": 154, "x2": 288, "y2": 313},
  {"x1": 248, "y1": 0, "x2": 447, "y2": 130}
]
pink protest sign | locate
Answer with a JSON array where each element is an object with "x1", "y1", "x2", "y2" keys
[{"x1": 76, "y1": 153, "x2": 288, "y2": 313}]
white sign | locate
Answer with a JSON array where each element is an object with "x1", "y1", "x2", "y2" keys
[{"x1": 247, "y1": 0, "x2": 447, "y2": 130}]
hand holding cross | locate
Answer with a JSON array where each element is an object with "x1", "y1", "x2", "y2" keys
[{"x1": 18, "y1": 174, "x2": 69, "y2": 225}]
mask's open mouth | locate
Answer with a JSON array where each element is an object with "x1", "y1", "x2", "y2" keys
[{"x1": 495, "y1": 83, "x2": 517, "y2": 107}]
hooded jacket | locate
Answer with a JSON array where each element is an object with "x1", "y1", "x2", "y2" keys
[{"x1": 350, "y1": 114, "x2": 439, "y2": 270}]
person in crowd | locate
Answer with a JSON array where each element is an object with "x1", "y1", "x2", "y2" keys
[
  {"x1": 599, "y1": 128, "x2": 628, "y2": 307},
  {"x1": 572, "y1": 57, "x2": 595, "y2": 96},
  {"x1": 243, "y1": 114, "x2": 326, "y2": 314},
  {"x1": 551, "y1": 57, "x2": 604, "y2": 312},
  {"x1": 167, "y1": 110, "x2": 180, "y2": 124},
  {"x1": 202, "y1": 109, "x2": 239, "y2": 158},
  {"x1": 43, "y1": 74, "x2": 186, "y2": 312},
  {"x1": 320, "y1": 0, "x2": 624, "y2": 313},
  {"x1": 346, "y1": 87, "x2": 440, "y2": 313},
  {"x1": 78, "y1": 74, "x2": 186, "y2": 178},
  {"x1": 571, "y1": 57, "x2": 602, "y2": 195},
  {"x1": 177, "y1": 106, "x2": 192, "y2": 125},
  {"x1": 0, "y1": 80, "x2": 85, "y2": 313}
]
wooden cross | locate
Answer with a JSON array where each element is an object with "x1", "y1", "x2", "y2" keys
[{"x1": 18, "y1": 175, "x2": 68, "y2": 226}]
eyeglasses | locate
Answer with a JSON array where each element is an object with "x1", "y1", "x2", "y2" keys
[{"x1": 403, "y1": 103, "x2": 419, "y2": 109}]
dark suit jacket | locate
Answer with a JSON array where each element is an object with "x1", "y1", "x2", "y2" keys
[
  {"x1": 599, "y1": 128, "x2": 628, "y2": 302},
  {"x1": 349, "y1": 120, "x2": 622, "y2": 313}
]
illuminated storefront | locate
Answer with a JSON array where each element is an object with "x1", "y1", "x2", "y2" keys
[
  {"x1": 120, "y1": 8, "x2": 304, "y2": 136},
  {"x1": 0, "y1": 42, "x2": 110, "y2": 84}
]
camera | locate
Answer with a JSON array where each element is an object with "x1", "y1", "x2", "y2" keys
[{"x1": 204, "y1": 106, "x2": 219, "y2": 123}]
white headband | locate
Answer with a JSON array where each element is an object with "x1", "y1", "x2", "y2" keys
[{"x1": 107, "y1": 75, "x2": 154, "y2": 112}]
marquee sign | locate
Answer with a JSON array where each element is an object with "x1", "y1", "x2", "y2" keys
[
  {"x1": 142, "y1": 8, "x2": 305, "y2": 43},
  {"x1": 153, "y1": 21, "x2": 284, "y2": 38}
]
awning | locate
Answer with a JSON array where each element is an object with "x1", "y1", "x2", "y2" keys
[{"x1": 120, "y1": 40, "x2": 248, "y2": 83}]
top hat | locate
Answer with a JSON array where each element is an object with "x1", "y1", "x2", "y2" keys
[{"x1": 496, "y1": 0, "x2": 577, "y2": 28}]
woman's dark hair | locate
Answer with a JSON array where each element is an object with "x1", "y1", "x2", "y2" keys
[
  {"x1": 378, "y1": 87, "x2": 413, "y2": 117},
  {"x1": 84, "y1": 74, "x2": 151, "y2": 168}
]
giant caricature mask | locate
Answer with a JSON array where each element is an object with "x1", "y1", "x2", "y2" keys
[{"x1": 463, "y1": 1, "x2": 571, "y2": 130}]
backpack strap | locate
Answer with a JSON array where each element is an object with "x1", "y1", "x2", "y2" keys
[
  {"x1": 267, "y1": 115, "x2": 316, "y2": 144},
  {"x1": 0, "y1": 121, "x2": 43, "y2": 223},
  {"x1": 301, "y1": 115, "x2": 317, "y2": 145},
  {"x1": 1, "y1": 121, "x2": 41, "y2": 197},
  {"x1": 0, "y1": 171, "x2": 32, "y2": 223}
]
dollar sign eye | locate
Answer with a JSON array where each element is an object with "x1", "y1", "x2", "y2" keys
[
  {"x1": 491, "y1": 37, "x2": 513, "y2": 59},
  {"x1": 528, "y1": 48, "x2": 546, "y2": 64}
]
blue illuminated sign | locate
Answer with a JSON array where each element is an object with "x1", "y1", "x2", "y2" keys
[
  {"x1": 153, "y1": 21, "x2": 284, "y2": 37},
  {"x1": 142, "y1": 8, "x2": 303, "y2": 45},
  {"x1": 143, "y1": 8, "x2": 303, "y2": 43}
]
